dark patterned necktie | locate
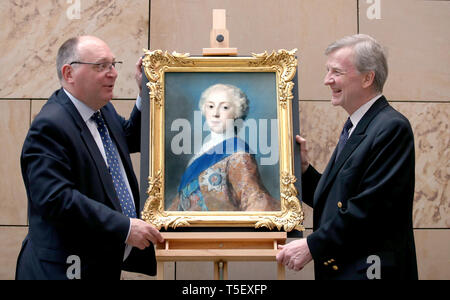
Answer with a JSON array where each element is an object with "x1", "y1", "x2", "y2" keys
[
  {"x1": 335, "y1": 117, "x2": 353, "y2": 161},
  {"x1": 91, "y1": 111, "x2": 137, "y2": 218}
]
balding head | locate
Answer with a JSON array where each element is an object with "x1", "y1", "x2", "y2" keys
[
  {"x1": 56, "y1": 36, "x2": 113, "y2": 83},
  {"x1": 57, "y1": 36, "x2": 118, "y2": 110},
  {"x1": 56, "y1": 37, "x2": 80, "y2": 81}
]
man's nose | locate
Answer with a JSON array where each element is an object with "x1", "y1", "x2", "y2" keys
[
  {"x1": 324, "y1": 72, "x2": 333, "y2": 86},
  {"x1": 106, "y1": 67, "x2": 118, "y2": 78}
]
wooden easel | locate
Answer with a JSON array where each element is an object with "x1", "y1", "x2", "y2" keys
[
  {"x1": 156, "y1": 232, "x2": 287, "y2": 280},
  {"x1": 202, "y1": 9, "x2": 238, "y2": 56}
]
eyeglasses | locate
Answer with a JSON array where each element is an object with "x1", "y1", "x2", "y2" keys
[{"x1": 69, "y1": 61, "x2": 123, "y2": 72}]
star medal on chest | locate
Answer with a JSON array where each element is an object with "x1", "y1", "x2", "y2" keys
[{"x1": 200, "y1": 168, "x2": 226, "y2": 192}]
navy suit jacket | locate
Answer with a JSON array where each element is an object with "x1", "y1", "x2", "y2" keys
[
  {"x1": 16, "y1": 88, "x2": 156, "y2": 279},
  {"x1": 302, "y1": 97, "x2": 418, "y2": 280}
]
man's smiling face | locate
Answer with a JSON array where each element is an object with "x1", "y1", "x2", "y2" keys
[{"x1": 324, "y1": 47, "x2": 367, "y2": 114}]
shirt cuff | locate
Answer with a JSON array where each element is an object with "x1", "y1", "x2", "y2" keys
[
  {"x1": 125, "y1": 218, "x2": 132, "y2": 243},
  {"x1": 136, "y1": 94, "x2": 142, "y2": 111}
]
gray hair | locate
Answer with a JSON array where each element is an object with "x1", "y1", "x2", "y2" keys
[
  {"x1": 199, "y1": 84, "x2": 249, "y2": 120},
  {"x1": 56, "y1": 37, "x2": 80, "y2": 81},
  {"x1": 325, "y1": 34, "x2": 388, "y2": 93}
]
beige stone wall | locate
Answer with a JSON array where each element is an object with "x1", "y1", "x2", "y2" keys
[{"x1": 0, "y1": 0, "x2": 448, "y2": 280}]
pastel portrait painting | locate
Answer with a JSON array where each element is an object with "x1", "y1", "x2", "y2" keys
[
  {"x1": 164, "y1": 72, "x2": 280, "y2": 212},
  {"x1": 141, "y1": 49, "x2": 303, "y2": 231}
]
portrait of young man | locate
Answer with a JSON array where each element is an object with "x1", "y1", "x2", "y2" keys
[{"x1": 163, "y1": 72, "x2": 281, "y2": 212}]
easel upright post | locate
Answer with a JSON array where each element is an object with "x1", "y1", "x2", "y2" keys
[
  {"x1": 202, "y1": 9, "x2": 238, "y2": 56},
  {"x1": 214, "y1": 261, "x2": 228, "y2": 280}
]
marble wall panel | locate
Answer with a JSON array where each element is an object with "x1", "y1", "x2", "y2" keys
[
  {"x1": 301, "y1": 202, "x2": 313, "y2": 229},
  {"x1": 414, "y1": 229, "x2": 450, "y2": 280},
  {"x1": 392, "y1": 102, "x2": 450, "y2": 228},
  {"x1": 0, "y1": 100, "x2": 30, "y2": 226},
  {"x1": 150, "y1": 0, "x2": 357, "y2": 101},
  {"x1": 358, "y1": 0, "x2": 450, "y2": 101},
  {"x1": 174, "y1": 261, "x2": 214, "y2": 280},
  {"x1": 0, "y1": 227, "x2": 28, "y2": 280},
  {"x1": 121, "y1": 271, "x2": 154, "y2": 280},
  {"x1": 299, "y1": 101, "x2": 348, "y2": 173},
  {"x1": 229, "y1": 261, "x2": 278, "y2": 280},
  {"x1": 0, "y1": 0, "x2": 149, "y2": 99},
  {"x1": 31, "y1": 100, "x2": 47, "y2": 121}
]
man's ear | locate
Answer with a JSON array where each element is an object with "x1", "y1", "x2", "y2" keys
[
  {"x1": 61, "y1": 64, "x2": 74, "y2": 84},
  {"x1": 362, "y1": 70, "x2": 375, "y2": 89}
]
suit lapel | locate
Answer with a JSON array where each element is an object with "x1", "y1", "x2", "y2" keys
[
  {"x1": 313, "y1": 96, "x2": 389, "y2": 206},
  {"x1": 55, "y1": 89, "x2": 123, "y2": 212},
  {"x1": 317, "y1": 135, "x2": 366, "y2": 200}
]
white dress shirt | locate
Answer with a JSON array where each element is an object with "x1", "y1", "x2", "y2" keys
[{"x1": 348, "y1": 94, "x2": 382, "y2": 137}]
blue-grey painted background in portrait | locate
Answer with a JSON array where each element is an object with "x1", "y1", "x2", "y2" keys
[{"x1": 164, "y1": 72, "x2": 280, "y2": 209}]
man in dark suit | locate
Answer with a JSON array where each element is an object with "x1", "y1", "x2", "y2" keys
[
  {"x1": 277, "y1": 34, "x2": 418, "y2": 279},
  {"x1": 16, "y1": 36, "x2": 164, "y2": 279}
]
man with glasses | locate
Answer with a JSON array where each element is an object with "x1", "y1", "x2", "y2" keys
[{"x1": 16, "y1": 36, "x2": 164, "y2": 279}]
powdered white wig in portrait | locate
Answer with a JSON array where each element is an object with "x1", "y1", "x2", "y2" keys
[{"x1": 199, "y1": 83, "x2": 249, "y2": 121}]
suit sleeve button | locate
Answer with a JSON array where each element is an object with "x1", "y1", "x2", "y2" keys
[
  {"x1": 332, "y1": 265, "x2": 338, "y2": 271},
  {"x1": 337, "y1": 201, "x2": 343, "y2": 208}
]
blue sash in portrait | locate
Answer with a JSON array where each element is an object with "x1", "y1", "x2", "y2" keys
[{"x1": 177, "y1": 137, "x2": 250, "y2": 211}]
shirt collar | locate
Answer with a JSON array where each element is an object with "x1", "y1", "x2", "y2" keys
[
  {"x1": 349, "y1": 94, "x2": 382, "y2": 135},
  {"x1": 63, "y1": 88, "x2": 96, "y2": 123}
]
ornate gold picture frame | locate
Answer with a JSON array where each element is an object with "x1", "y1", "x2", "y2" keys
[{"x1": 141, "y1": 49, "x2": 304, "y2": 232}]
